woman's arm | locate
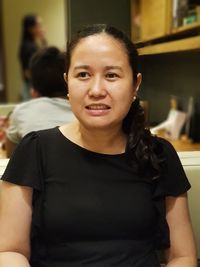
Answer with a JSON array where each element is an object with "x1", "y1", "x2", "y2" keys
[
  {"x1": 165, "y1": 193, "x2": 197, "y2": 267},
  {"x1": 0, "y1": 181, "x2": 32, "y2": 266},
  {"x1": 0, "y1": 252, "x2": 30, "y2": 266}
]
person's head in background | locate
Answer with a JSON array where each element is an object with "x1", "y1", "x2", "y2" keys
[
  {"x1": 21, "y1": 14, "x2": 46, "y2": 43},
  {"x1": 65, "y1": 24, "x2": 142, "y2": 136},
  {"x1": 30, "y1": 46, "x2": 67, "y2": 98}
]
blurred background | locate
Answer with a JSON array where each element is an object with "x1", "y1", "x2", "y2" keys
[
  {"x1": 0, "y1": 0, "x2": 200, "y2": 152},
  {"x1": 0, "y1": 0, "x2": 67, "y2": 102}
]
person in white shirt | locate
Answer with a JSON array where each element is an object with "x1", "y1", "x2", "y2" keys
[{"x1": 6, "y1": 46, "x2": 75, "y2": 157}]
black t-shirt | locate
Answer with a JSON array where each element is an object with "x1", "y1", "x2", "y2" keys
[{"x1": 1, "y1": 127, "x2": 191, "y2": 267}]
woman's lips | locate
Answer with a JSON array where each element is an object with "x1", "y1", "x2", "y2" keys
[
  {"x1": 85, "y1": 104, "x2": 111, "y2": 116},
  {"x1": 86, "y1": 104, "x2": 110, "y2": 110}
]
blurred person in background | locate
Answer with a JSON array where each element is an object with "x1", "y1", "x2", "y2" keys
[
  {"x1": 19, "y1": 14, "x2": 47, "y2": 100},
  {"x1": 6, "y1": 46, "x2": 75, "y2": 157}
]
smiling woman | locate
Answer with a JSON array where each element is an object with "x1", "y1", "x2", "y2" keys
[
  {"x1": 64, "y1": 32, "x2": 140, "y2": 135},
  {"x1": 0, "y1": 24, "x2": 197, "y2": 267}
]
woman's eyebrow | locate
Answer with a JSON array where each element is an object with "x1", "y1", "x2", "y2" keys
[
  {"x1": 73, "y1": 65, "x2": 123, "y2": 71},
  {"x1": 105, "y1": 66, "x2": 123, "y2": 71},
  {"x1": 74, "y1": 65, "x2": 90, "y2": 70}
]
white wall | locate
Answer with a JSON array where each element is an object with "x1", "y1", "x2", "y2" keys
[{"x1": 2, "y1": 0, "x2": 67, "y2": 102}]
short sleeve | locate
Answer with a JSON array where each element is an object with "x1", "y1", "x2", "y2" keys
[
  {"x1": 6, "y1": 108, "x2": 21, "y2": 144},
  {"x1": 1, "y1": 131, "x2": 43, "y2": 191},
  {"x1": 159, "y1": 138, "x2": 191, "y2": 196}
]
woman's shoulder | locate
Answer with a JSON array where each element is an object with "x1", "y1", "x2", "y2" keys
[
  {"x1": 36, "y1": 126, "x2": 59, "y2": 137},
  {"x1": 151, "y1": 136, "x2": 191, "y2": 196},
  {"x1": 21, "y1": 126, "x2": 57, "y2": 138},
  {"x1": 151, "y1": 135, "x2": 177, "y2": 155},
  {"x1": 17, "y1": 127, "x2": 61, "y2": 150},
  {"x1": 150, "y1": 135, "x2": 181, "y2": 167}
]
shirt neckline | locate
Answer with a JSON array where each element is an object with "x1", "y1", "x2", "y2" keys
[{"x1": 55, "y1": 126, "x2": 126, "y2": 157}]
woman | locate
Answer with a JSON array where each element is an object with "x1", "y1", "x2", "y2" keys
[
  {"x1": 0, "y1": 24, "x2": 197, "y2": 266},
  {"x1": 19, "y1": 14, "x2": 47, "y2": 100}
]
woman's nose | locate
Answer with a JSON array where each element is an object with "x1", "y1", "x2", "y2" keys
[{"x1": 88, "y1": 76, "x2": 107, "y2": 97}]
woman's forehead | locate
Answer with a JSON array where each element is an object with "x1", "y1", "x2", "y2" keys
[{"x1": 70, "y1": 33, "x2": 128, "y2": 60}]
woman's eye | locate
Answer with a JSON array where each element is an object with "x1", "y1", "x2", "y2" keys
[
  {"x1": 77, "y1": 72, "x2": 90, "y2": 79},
  {"x1": 106, "y1": 73, "x2": 119, "y2": 79}
]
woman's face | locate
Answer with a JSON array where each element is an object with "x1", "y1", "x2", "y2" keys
[
  {"x1": 66, "y1": 33, "x2": 141, "y2": 131},
  {"x1": 31, "y1": 17, "x2": 45, "y2": 39}
]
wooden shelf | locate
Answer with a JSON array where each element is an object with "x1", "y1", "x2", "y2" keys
[
  {"x1": 138, "y1": 35, "x2": 200, "y2": 55},
  {"x1": 172, "y1": 21, "x2": 200, "y2": 34},
  {"x1": 131, "y1": 0, "x2": 200, "y2": 56},
  {"x1": 136, "y1": 23, "x2": 200, "y2": 45}
]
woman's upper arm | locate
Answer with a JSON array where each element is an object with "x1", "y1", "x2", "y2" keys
[
  {"x1": 165, "y1": 193, "x2": 197, "y2": 262},
  {"x1": 0, "y1": 181, "x2": 33, "y2": 259}
]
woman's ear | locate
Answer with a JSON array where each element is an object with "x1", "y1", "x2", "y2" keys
[
  {"x1": 135, "y1": 73, "x2": 142, "y2": 93},
  {"x1": 63, "y1": 73, "x2": 67, "y2": 83}
]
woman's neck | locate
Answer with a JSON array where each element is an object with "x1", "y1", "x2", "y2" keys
[{"x1": 62, "y1": 121, "x2": 127, "y2": 155}]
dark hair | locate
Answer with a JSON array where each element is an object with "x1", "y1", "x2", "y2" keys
[
  {"x1": 21, "y1": 14, "x2": 38, "y2": 41},
  {"x1": 66, "y1": 24, "x2": 164, "y2": 180},
  {"x1": 30, "y1": 47, "x2": 67, "y2": 97}
]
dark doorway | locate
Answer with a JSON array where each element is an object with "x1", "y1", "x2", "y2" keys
[{"x1": 66, "y1": 0, "x2": 131, "y2": 40}]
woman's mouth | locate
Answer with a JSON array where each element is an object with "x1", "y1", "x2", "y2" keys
[
  {"x1": 86, "y1": 104, "x2": 110, "y2": 110},
  {"x1": 85, "y1": 104, "x2": 111, "y2": 116}
]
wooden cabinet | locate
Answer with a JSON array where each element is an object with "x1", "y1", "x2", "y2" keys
[
  {"x1": 140, "y1": 0, "x2": 171, "y2": 41},
  {"x1": 131, "y1": 0, "x2": 200, "y2": 55},
  {"x1": 131, "y1": 0, "x2": 172, "y2": 42}
]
